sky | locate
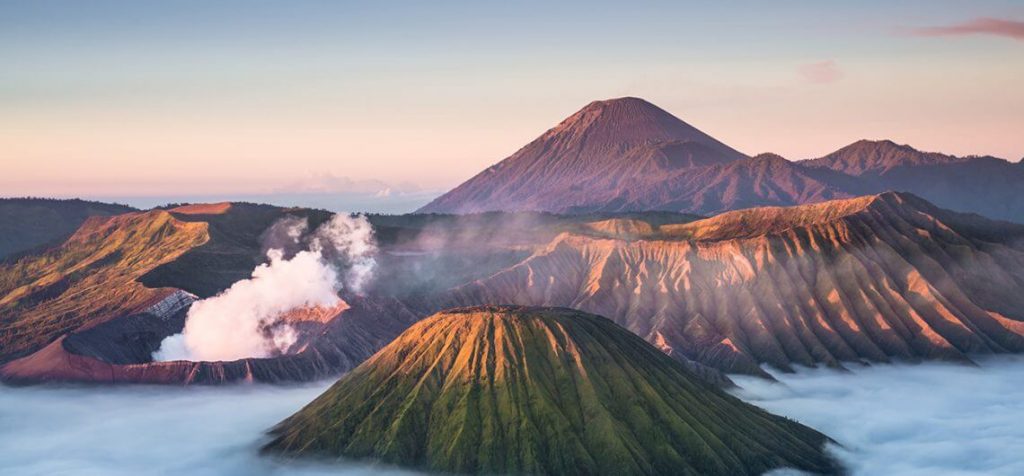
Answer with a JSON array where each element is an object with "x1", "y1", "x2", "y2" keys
[{"x1": 2, "y1": 0, "x2": 1023, "y2": 200}]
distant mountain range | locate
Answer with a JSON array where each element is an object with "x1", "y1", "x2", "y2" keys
[{"x1": 419, "y1": 97, "x2": 1024, "y2": 223}]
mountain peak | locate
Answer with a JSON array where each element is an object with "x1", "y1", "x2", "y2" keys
[
  {"x1": 749, "y1": 152, "x2": 790, "y2": 163},
  {"x1": 545, "y1": 96, "x2": 732, "y2": 150},
  {"x1": 581, "y1": 95, "x2": 657, "y2": 110},
  {"x1": 570, "y1": 96, "x2": 674, "y2": 122},
  {"x1": 265, "y1": 306, "x2": 840, "y2": 475},
  {"x1": 417, "y1": 97, "x2": 746, "y2": 214},
  {"x1": 570, "y1": 96, "x2": 666, "y2": 120},
  {"x1": 804, "y1": 139, "x2": 963, "y2": 175},
  {"x1": 844, "y1": 138, "x2": 916, "y2": 154}
]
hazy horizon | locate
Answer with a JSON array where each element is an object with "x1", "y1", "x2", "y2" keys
[{"x1": 3, "y1": 1, "x2": 1024, "y2": 198}]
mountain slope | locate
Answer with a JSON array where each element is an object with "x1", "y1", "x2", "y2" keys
[
  {"x1": 0, "y1": 198, "x2": 135, "y2": 259},
  {"x1": 264, "y1": 306, "x2": 840, "y2": 475},
  {"x1": 0, "y1": 211, "x2": 209, "y2": 364},
  {"x1": 418, "y1": 97, "x2": 748, "y2": 214},
  {"x1": 802, "y1": 140, "x2": 1024, "y2": 222},
  {"x1": 419, "y1": 98, "x2": 1024, "y2": 222},
  {"x1": 0, "y1": 203, "x2": 331, "y2": 366},
  {"x1": 597, "y1": 153, "x2": 865, "y2": 215},
  {"x1": 442, "y1": 193, "x2": 1024, "y2": 376},
  {"x1": 0, "y1": 202, "x2": 424, "y2": 384}
]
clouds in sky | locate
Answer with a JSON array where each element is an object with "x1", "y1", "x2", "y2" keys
[
  {"x1": 911, "y1": 18, "x2": 1024, "y2": 41},
  {"x1": 798, "y1": 60, "x2": 844, "y2": 84},
  {"x1": 275, "y1": 172, "x2": 425, "y2": 196}
]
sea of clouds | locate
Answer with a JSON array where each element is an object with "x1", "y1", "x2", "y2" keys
[
  {"x1": 0, "y1": 381, "x2": 416, "y2": 476},
  {"x1": 735, "y1": 355, "x2": 1024, "y2": 476},
  {"x1": 2, "y1": 356, "x2": 1023, "y2": 474}
]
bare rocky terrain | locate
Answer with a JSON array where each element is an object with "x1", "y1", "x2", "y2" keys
[
  {"x1": 4, "y1": 192, "x2": 1024, "y2": 386},
  {"x1": 440, "y1": 192, "x2": 1024, "y2": 376}
]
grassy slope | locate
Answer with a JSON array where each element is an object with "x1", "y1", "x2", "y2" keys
[
  {"x1": 0, "y1": 211, "x2": 208, "y2": 363},
  {"x1": 266, "y1": 306, "x2": 839, "y2": 475}
]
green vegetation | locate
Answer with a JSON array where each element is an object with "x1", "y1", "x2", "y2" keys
[{"x1": 265, "y1": 306, "x2": 840, "y2": 475}]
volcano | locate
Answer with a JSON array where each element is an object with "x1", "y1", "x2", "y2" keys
[
  {"x1": 418, "y1": 97, "x2": 749, "y2": 214},
  {"x1": 419, "y1": 98, "x2": 1024, "y2": 223},
  {"x1": 441, "y1": 192, "x2": 1024, "y2": 376},
  {"x1": 0, "y1": 203, "x2": 419, "y2": 385},
  {"x1": 264, "y1": 306, "x2": 840, "y2": 475}
]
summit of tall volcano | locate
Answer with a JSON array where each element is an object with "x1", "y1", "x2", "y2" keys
[
  {"x1": 522, "y1": 97, "x2": 746, "y2": 161},
  {"x1": 417, "y1": 97, "x2": 748, "y2": 214}
]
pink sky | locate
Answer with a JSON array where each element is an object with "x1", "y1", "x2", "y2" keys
[{"x1": 2, "y1": 2, "x2": 1022, "y2": 198}]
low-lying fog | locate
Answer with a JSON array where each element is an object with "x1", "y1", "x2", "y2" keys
[
  {"x1": 0, "y1": 381, "x2": 417, "y2": 475},
  {"x1": 735, "y1": 355, "x2": 1024, "y2": 476},
  {"x1": 2, "y1": 357, "x2": 1022, "y2": 475}
]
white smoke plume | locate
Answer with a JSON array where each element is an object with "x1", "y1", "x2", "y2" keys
[
  {"x1": 154, "y1": 213, "x2": 377, "y2": 362},
  {"x1": 259, "y1": 215, "x2": 309, "y2": 259},
  {"x1": 311, "y1": 213, "x2": 377, "y2": 293}
]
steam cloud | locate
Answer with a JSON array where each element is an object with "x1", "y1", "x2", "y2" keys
[{"x1": 154, "y1": 213, "x2": 377, "y2": 362}]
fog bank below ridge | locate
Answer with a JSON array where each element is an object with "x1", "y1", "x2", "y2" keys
[
  {"x1": 2, "y1": 356, "x2": 1023, "y2": 475},
  {"x1": 0, "y1": 381, "x2": 417, "y2": 476},
  {"x1": 733, "y1": 355, "x2": 1024, "y2": 476}
]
